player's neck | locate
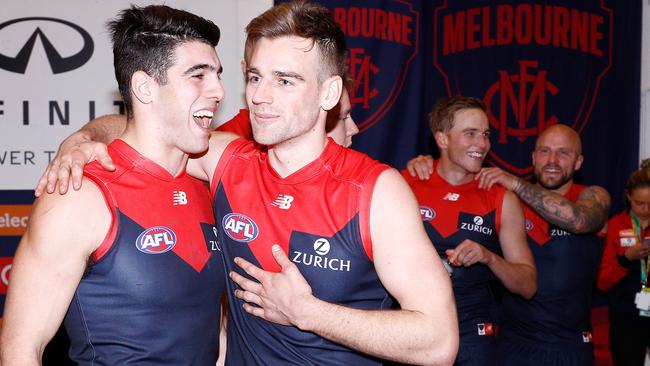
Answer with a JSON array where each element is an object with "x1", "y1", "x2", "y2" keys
[
  {"x1": 120, "y1": 122, "x2": 189, "y2": 177},
  {"x1": 267, "y1": 132, "x2": 328, "y2": 178},
  {"x1": 436, "y1": 158, "x2": 475, "y2": 185}
]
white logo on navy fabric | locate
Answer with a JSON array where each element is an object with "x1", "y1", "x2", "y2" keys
[
  {"x1": 136, "y1": 226, "x2": 176, "y2": 254},
  {"x1": 525, "y1": 219, "x2": 533, "y2": 231},
  {"x1": 443, "y1": 192, "x2": 460, "y2": 201},
  {"x1": 222, "y1": 213, "x2": 258, "y2": 242},
  {"x1": 291, "y1": 238, "x2": 351, "y2": 272},
  {"x1": 210, "y1": 226, "x2": 221, "y2": 251},
  {"x1": 314, "y1": 238, "x2": 330, "y2": 255},
  {"x1": 460, "y1": 215, "x2": 493, "y2": 235},
  {"x1": 173, "y1": 191, "x2": 187, "y2": 205},
  {"x1": 419, "y1": 206, "x2": 436, "y2": 221},
  {"x1": 270, "y1": 194, "x2": 294, "y2": 210}
]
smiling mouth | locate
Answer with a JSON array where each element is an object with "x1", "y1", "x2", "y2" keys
[
  {"x1": 193, "y1": 110, "x2": 214, "y2": 129},
  {"x1": 467, "y1": 151, "x2": 484, "y2": 159}
]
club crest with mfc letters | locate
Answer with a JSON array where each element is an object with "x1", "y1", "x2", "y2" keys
[
  {"x1": 433, "y1": 0, "x2": 612, "y2": 178},
  {"x1": 327, "y1": 0, "x2": 419, "y2": 132}
]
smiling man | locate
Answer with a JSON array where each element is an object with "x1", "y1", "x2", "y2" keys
[
  {"x1": 404, "y1": 96, "x2": 536, "y2": 365},
  {"x1": 475, "y1": 124, "x2": 611, "y2": 366},
  {"x1": 0, "y1": 6, "x2": 226, "y2": 365}
]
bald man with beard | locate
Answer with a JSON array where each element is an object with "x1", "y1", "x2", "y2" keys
[{"x1": 476, "y1": 124, "x2": 611, "y2": 366}]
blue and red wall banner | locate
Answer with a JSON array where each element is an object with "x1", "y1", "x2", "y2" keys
[{"x1": 280, "y1": 0, "x2": 641, "y2": 216}]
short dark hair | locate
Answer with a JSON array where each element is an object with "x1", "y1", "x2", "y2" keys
[
  {"x1": 107, "y1": 5, "x2": 221, "y2": 117},
  {"x1": 429, "y1": 96, "x2": 487, "y2": 134},
  {"x1": 244, "y1": 1, "x2": 347, "y2": 83}
]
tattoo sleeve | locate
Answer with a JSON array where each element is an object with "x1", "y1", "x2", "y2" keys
[{"x1": 514, "y1": 180, "x2": 610, "y2": 234}]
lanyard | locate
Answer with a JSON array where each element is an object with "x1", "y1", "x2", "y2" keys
[{"x1": 632, "y1": 211, "x2": 650, "y2": 288}]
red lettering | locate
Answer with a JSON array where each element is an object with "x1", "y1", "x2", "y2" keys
[
  {"x1": 348, "y1": 7, "x2": 360, "y2": 37},
  {"x1": 388, "y1": 12, "x2": 401, "y2": 43},
  {"x1": 515, "y1": 4, "x2": 533, "y2": 45},
  {"x1": 482, "y1": 6, "x2": 495, "y2": 47},
  {"x1": 590, "y1": 15, "x2": 604, "y2": 56},
  {"x1": 533, "y1": 4, "x2": 552, "y2": 45},
  {"x1": 377, "y1": 8, "x2": 388, "y2": 41},
  {"x1": 443, "y1": 12, "x2": 465, "y2": 55},
  {"x1": 467, "y1": 7, "x2": 481, "y2": 50},
  {"x1": 361, "y1": 8, "x2": 375, "y2": 38},
  {"x1": 497, "y1": 5, "x2": 513, "y2": 45},
  {"x1": 402, "y1": 15, "x2": 412, "y2": 46},
  {"x1": 571, "y1": 10, "x2": 589, "y2": 52},
  {"x1": 553, "y1": 6, "x2": 569, "y2": 48}
]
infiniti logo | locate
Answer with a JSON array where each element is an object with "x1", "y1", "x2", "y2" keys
[{"x1": 0, "y1": 17, "x2": 94, "y2": 74}]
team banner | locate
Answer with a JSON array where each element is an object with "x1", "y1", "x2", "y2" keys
[{"x1": 288, "y1": 0, "x2": 640, "y2": 214}]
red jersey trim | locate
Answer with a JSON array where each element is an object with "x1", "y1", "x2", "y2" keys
[
  {"x1": 84, "y1": 171, "x2": 119, "y2": 263},
  {"x1": 210, "y1": 138, "x2": 250, "y2": 197},
  {"x1": 359, "y1": 165, "x2": 391, "y2": 261}
]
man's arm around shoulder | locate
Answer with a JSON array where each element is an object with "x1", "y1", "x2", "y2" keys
[{"x1": 0, "y1": 179, "x2": 110, "y2": 365}]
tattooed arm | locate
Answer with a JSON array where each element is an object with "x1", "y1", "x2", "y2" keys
[
  {"x1": 477, "y1": 167, "x2": 611, "y2": 234},
  {"x1": 514, "y1": 180, "x2": 610, "y2": 234}
]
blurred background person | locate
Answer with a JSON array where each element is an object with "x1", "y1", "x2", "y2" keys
[{"x1": 597, "y1": 159, "x2": 650, "y2": 366}]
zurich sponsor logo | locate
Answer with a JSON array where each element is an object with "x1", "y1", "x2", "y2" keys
[
  {"x1": 222, "y1": 213, "x2": 259, "y2": 242},
  {"x1": 419, "y1": 206, "x2": 436, "y2": 221},
  {"x1": 135, "y1": 226, "x2": 176, "y2": 254}
]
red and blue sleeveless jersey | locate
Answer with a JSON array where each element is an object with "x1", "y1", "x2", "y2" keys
[
  {"x1": 211, "y1": 138, "x2": 392, "y2": 365},
  {"x1": 403, "y1": 162, "x2": 504, "y2": 333},
  {"x1": 64, "y1": 139, "x2": 224, "y2": 365},
  {"x1": 500, "y1": 183, "x2": 603, "y2": 349}
]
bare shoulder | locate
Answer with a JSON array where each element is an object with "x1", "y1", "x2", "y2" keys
[
  {"x1": 501, "y1": 189, "x2": 525, "y2": 219},
  {"x1": 373, "y1": 168, "x2": 413, "y2": 196},
  {"x1": 28, "y1": 177, "x2": 111, "y2": 255}
]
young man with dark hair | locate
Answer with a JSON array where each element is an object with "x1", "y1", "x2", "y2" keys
[{"x1": 0, "y1": 5, "x2": 226, "y2": 365}]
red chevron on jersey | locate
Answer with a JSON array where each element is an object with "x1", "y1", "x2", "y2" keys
[
  {"x1": 212, "y1": 138, "x2": 392, "y2": 365},
  {"x1": 402, "y1": 161, "x2": 505, "y2": 241},
  {"x1": 87, "y1": 139, "x2": 214, "y2": 272},
  {"x1": 213, "y1": 138, "x2": 384, "y2": 272},
  {"x1": 523, "y1": 206, "x2": 551, "y2": 246}
]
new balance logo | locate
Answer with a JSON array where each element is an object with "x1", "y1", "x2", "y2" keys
[
  {"x1": 270, "y1": 194, "x2": 294, "y2": 210},
  {"x1": 173, "y1": 191, "x2": 187, "y2": 205},
  {"x1": 443, "y1": 192, "x2": 460, "y2": 201}
]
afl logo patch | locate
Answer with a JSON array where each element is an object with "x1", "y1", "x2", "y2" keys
[
  {"x1": 419, "y1": 206, "x2": 436, "y2": 221},
  {"x1": 136, "y1": 226, "x2": 176, "y2": 254},
  {"x1": 222, "y1": 213, "x2": 259, "y2": 242}
]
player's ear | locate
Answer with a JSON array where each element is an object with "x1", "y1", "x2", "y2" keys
[
  {"x1": 574, "y1": 154, "x2": 584, "y2": 171},
  {"x1": 320, "y1": 75, "x2": 343, "y2": 112},
  {"x1": 131, "y1": 70, "x2": 154, "y2": 105},
  {"x1": 434, "y1": 130, "x2": 449, "y2": 150}
]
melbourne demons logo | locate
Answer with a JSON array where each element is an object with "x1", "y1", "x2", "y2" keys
[
  {"x1": 433, "y1": 0, "x2": 611, "y2": 178},
  {"x1": 419, "y1": 205, "x2": 436, "y2": 221},
  {"x1": 325, "y1": 0, "x2": 419, "y2": 132},
  {"x1": 135, "y1": 226, "x2": 177, "y2": 254},
  {"x1": 222, "y1": 213, "x2": 259, "y2": 243}
]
